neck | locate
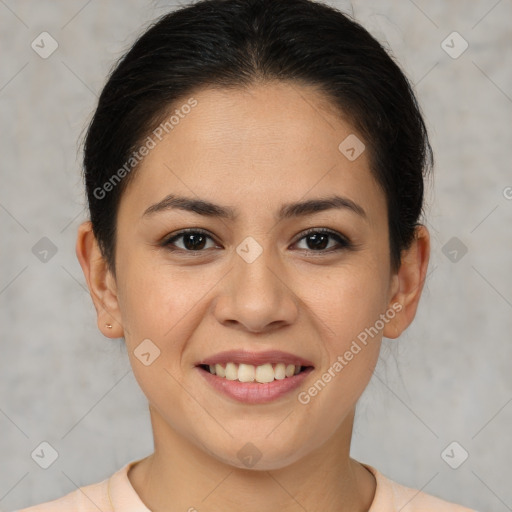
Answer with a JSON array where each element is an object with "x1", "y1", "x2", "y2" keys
[{"x1": 128, "y1": 405, "x2": 375, "y2": 512}]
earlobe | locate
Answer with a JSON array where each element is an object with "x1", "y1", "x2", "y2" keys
[
  {"x1": 383, "y1": 225, "x2": 430, "y2": 340},
  {"x1": 75, "y1": 221, "x2": 124, "y2": 339}
]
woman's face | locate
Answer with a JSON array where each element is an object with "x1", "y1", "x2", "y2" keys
[{"x1": 109, "y1": 81, "x2": 402, "y2": 469}]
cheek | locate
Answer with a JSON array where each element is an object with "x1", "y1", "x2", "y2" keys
[
  {"x1": 299, "y1": 261, "x2": 388, "y2": 394},
  {"x1": 115, "y1": 263, "x2": 201, "y2": 407},
  {"x1": 302, "y1": 259, "x2": 389, "y2": 340},
  {"x1": 116, "y1": 254, "x2": 218, "y2": 348}
]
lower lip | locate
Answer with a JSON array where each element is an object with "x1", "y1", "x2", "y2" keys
[{"x1": 196, "y1": 366, "x2": 314, "y2": 404}]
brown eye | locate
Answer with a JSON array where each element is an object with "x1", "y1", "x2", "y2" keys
[
  {"x1": 163, "y1": 229, "x2": 217, "y2": 252},
  {"x1": 294, "y1": 229, "x2": 352, "y2": 253}
]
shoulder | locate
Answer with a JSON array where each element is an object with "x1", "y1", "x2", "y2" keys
[
  {"x1": 15, "y1": 458, "x2": 149, "y2": 512},
  {"x1": 14, "y1": 473, "x2": 111, "y2": 512},
  {"x1": 364, "y1": 464, "x2": 478, "y2": 512}
]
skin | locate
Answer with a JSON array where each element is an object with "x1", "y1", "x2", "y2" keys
[{"x1": 76, "y1": 81, "x2": 430, "y2": 512}]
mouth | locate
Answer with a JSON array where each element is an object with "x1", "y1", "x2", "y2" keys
[
  {"x1": 197, "y1": 362, "x2": 313, "y2": 384},
  {"x1": 195, "y1": 349, "x2": 315, "y2": 383},
  {"x1": 194, "y1": 350, "x2": 315, "y2": 404}
]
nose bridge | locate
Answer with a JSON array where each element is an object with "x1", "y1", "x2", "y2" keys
[
  {"x1": 235, "y1": 235, "x2": 279, "y2": 294},
  {"x1": 214, "y1": 234, "x2": 298, "y2": 331}
]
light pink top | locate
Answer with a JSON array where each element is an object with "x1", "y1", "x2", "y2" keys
[{"x1": 16, "y1": 459, "x2": 477, "y2": 511}]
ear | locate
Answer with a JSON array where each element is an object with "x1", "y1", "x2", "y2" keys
[
  {"x1": 383, "y1": 224, "x2": 430, "y2": 339},
  {"x1": 75, "y1": 221, "x2": 124, "y2": 339}
]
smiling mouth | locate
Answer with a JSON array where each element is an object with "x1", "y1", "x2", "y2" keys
[{"x1": 197, "y1": 363, "x2": 313, "y2": 384}]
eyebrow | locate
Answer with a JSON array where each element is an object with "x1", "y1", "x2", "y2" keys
[{"x1": 142, "y1": 194, "x2": 367, "y2": 222}]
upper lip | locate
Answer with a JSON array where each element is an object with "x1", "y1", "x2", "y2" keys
[{"x1": 196, "y1": 350, "x2": 315, "y2": 368}]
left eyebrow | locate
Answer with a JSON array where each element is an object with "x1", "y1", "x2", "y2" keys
[{"x1": 142, "y1": 194, "x2": 367, "y2": 222}]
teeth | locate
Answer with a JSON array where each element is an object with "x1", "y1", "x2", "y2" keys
[
  {"x1": 274, "y1": 363, "x2": 286, "y2": 380},
  {"x1": 214, "y1": 364, "x2": 226, "y2": 378},
  {"x1": 225, "y1": 362, "x2": 238, "y2": 380},
  {"x1": 207, "y1": 362, "x2": 304, "y2": 383},
  {"x1": 286, "y1": 364, "x2": 296, "y2": 377},
  {"x1": 255, "y1": 363, "x2": 274, "y2": 383},
  {"x1": 238, "y1": 363, "x2": 255, "y2": 382}
]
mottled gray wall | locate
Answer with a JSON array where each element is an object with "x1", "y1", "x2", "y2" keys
[{"x1": 1, "y1": 1, "x2": 511, "y2": 511}]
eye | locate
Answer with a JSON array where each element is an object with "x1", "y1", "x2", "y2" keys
[
  {"x1": 162, "y1": 228, "x2": 218, "y2": 252},
  {"x1": 293, "y1": 228, "x2": 352, "y2": 253}
]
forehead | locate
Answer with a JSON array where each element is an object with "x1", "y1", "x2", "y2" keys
[{"x1": 119, "y1": 81, "x2": 385, "y2": 225}]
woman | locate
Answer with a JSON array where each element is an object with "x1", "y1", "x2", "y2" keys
[{"x1": 18, "y1": 0, "x2": 476, "y2": 510}]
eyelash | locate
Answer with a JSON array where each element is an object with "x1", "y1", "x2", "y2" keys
[{"x1": 161, "y1": 227, "x2": 353, "y2": 255}]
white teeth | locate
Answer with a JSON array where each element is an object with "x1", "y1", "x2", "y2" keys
[
  {"x1": 274, "y1": 363, "x2": 286, "y2": 380},
  {"x1": 238, "y1": 363, "x2": 255, "y2": 382},
  {"x1": 206, "y1": 362, "x2": 304, "y2": 383},
  {"x1": 225, "y1": 362, "x2": 238, "y2": 380},
  {"x1": 255, "y1": 363, "x2": 275, "y2": 383},
  {"x1": 285, "y1": 364, "x2": 296, "y2": 378}
]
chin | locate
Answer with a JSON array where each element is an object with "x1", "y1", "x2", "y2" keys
[{"x1": 205, "y1": 439, "x2": 310, "y2": 472}]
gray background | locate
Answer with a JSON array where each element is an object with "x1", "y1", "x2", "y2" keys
[{"x1": 1, "y1": 1, "x2": 511, "y2": 510}]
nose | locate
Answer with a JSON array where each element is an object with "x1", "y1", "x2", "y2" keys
[{"x1": 213, "y1": 241, "x2": 299, "y2": 333}]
